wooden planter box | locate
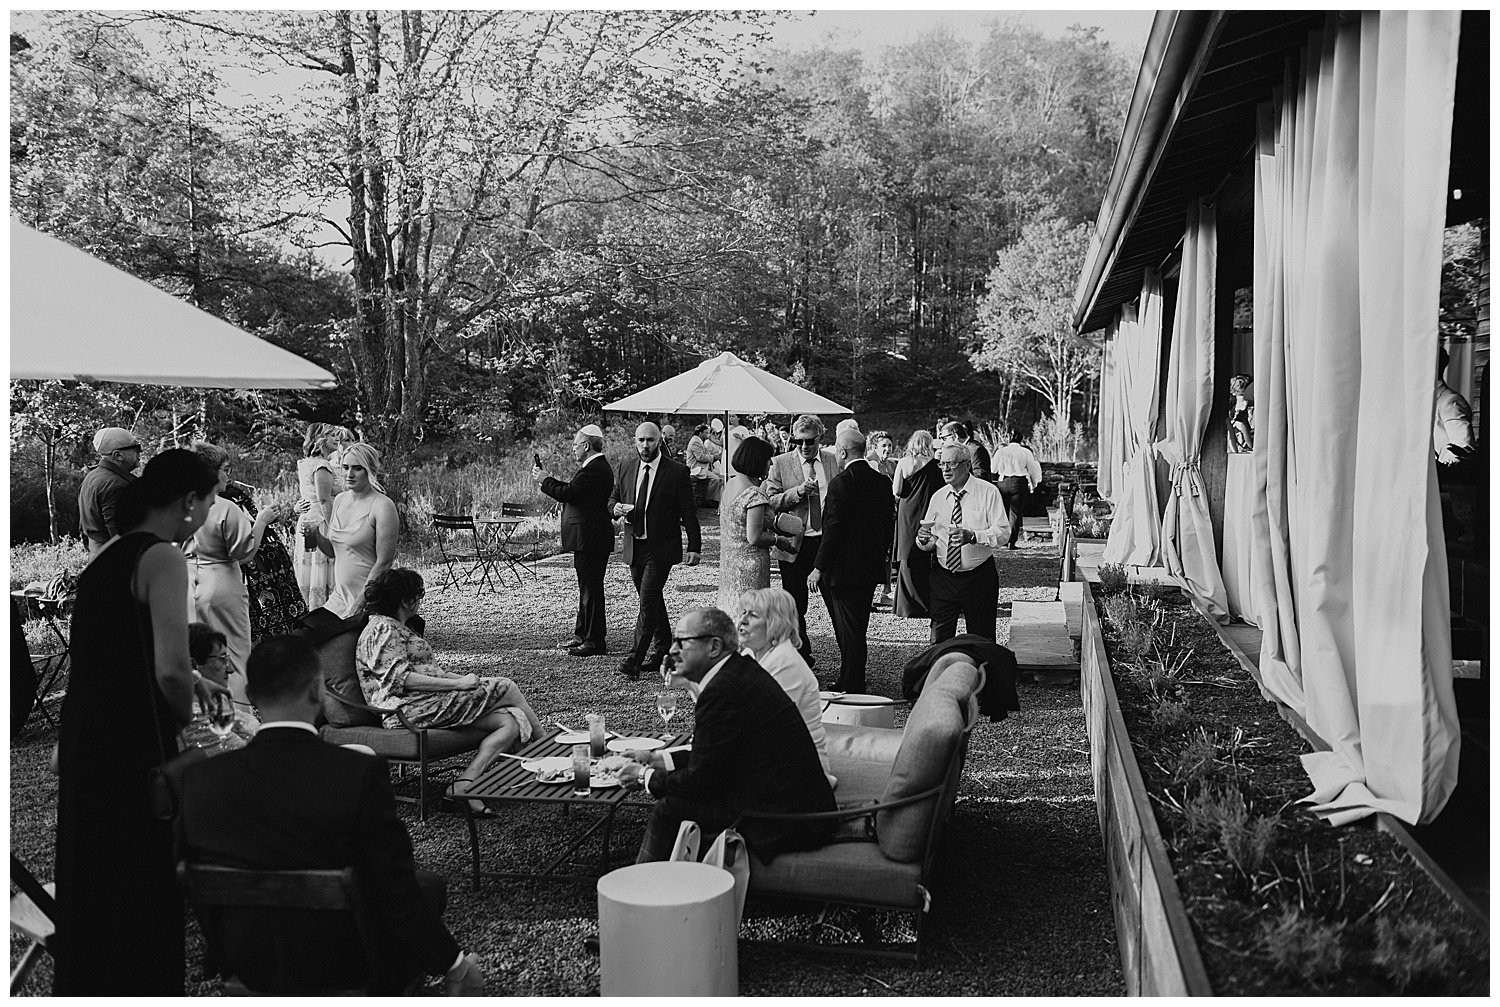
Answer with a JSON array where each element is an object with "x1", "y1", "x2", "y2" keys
[{"x1": 1078, "y1": 579, "x2": 1212, "y2": 995}]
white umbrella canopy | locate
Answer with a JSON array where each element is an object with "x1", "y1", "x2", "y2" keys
[
  {"x1": 603, "y1": 351, "x2": 849, "y2": 417},
  {"x1": 10, "y1": 221, "x2": 337, "y2": 389}
]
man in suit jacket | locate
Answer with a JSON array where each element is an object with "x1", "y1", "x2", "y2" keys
[
  {"x1": 763, "y1": 413, "x2": 840, "y2": 667},
  {"x1": 616, "y1": 607, "x2": 837, "y2": 861},
  {"x1": 808, "y1": 428, "x2": 894, "y2": 693},
  {"x1": 535, "y1": 424, "x2": 615, "y2": 657},
  {"x1": 609, "y1": 422, "x2": 702, "y2": 679},
  {"x1": 174, "y1": 636, "x2": 484, "y2": 995}
]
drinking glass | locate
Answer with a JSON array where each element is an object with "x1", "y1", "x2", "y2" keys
[
  {"x1": 656, "y1": 691, "x2": 677, "y2": 733},
  {"x1": 206, "y1": 693, "x2": 236, "y2": 751},
  {"x1": 571, "y1": 744, "x2": 592, "y2": 797},
  {"x1": 586, "y1": 713, "x2": 607, "y2": 758}
]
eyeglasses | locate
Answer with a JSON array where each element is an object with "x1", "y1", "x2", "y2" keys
[
  {"x1": 789, "y1": 438, "x2": 818, "y2": 446},
  {"x1": 670, "y1": 634, "x2": 718, "y2": 647}
]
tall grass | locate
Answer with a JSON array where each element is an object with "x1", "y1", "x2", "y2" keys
[{"x1": 10, "y1": 538, "x2": 89, "y2": 592}]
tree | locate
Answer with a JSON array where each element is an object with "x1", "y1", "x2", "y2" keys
[
  {"x1": 972, "y1": 217, "x2": 1098, "y2": 429},
  {"x1": 10, "y1": 382, "x2": 128, "y2": 542}
]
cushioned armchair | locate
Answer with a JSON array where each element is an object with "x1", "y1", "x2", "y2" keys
[
  {"x1": 736, "y1": 658, "x2": 985, "y2": 965},
  {"x1": 307, "y1": 617, "x2": 487, "y2": 821}
]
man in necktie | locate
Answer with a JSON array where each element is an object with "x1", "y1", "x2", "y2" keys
[
  {"x1": 609, "y1": 422, "x2": 701, "y2": 680},
  {"x1": 916, "y1": 443, "x2": 1008, "y2": 643},
  {"x1": 763, "y1": 414, "x2": 839, "y2": 668},
  {"x1": 535, "y1": 424, "x2": 615, "y2": 657}
]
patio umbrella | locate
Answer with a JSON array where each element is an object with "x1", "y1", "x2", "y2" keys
[
  {"x1": 603, "y1": 351, "x2": 849, "y2": 420},
  {"x1": 10, "y1": 221, "x2": 336, "y2": 389}
]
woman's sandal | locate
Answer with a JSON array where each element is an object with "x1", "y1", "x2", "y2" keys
[{"x1": 444, "y1": 777, "x2": 494, "y2": 817}]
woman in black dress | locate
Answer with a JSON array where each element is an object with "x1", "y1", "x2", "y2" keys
[
  {"x1": 53, "y1": 449, "x2": 222, "y2": 995},
  {"x1": 892, "y1": 429, "x2": 945, "y2": 619},
  {"x1": 220, "y1": 480, "x2": 306, "y2": 640}
]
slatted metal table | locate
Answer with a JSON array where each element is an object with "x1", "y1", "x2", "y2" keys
[{"x1": 460, "y1": 728, "x2": 688, "y2": 888}]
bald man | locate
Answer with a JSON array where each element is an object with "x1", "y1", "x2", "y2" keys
[{"x1": 609, "y1": 423, "x2": 702, "y2": 679}]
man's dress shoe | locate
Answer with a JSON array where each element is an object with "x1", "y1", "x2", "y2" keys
[
  {"x1": 583, "y1": 934, "x2": 601, "y2": 955},
  {"x1": 568, "y1": 641, "x2": 607, "y2": 657},
  {"x1": 617, "y1": 659, "x2": 642, "y2": 680},
  {"x1": 557, "y1": 635, "x2": 584, "y2": 650}
]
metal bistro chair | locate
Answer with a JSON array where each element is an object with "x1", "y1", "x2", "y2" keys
[
  {"x1": 431, "y1": 514, "x2": 503, "y2": 594},
  {"x1": 176, "y1": 862, "x2": 421, "y2": 996},
  {"x1": 10, "y1": 856, "x2": 56, "y2": 995}
]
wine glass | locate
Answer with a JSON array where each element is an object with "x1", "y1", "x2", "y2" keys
[
  {"x1": 656, "y1": 691, "x2": 677, "y2": 735},
  {"x1": 206, "y1": 693, "x2": 236, "y2": 751}
]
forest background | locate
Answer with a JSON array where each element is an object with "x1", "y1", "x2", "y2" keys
[{"x1": 12, "y1": 8, "x2": 1142, "y2": 543}]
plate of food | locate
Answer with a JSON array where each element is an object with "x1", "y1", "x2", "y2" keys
[
  {"x1": 606, "y1": 736, "x2": 666, "y2": 754},
  {"x1": 520, "y1": 756, "x2": 573, "y2": 775},
  {"x1": 534, "y1": 765, "x2": 576, "y2": 784}
]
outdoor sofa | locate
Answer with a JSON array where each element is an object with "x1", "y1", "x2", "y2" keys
[{"x1": 737, "y1": 655, "x2": 985, "y2": 965}]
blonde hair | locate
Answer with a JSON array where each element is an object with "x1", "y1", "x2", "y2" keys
[
  {"x1": 340, "y1": 442, "x2": 385, "y2": 493},
  {"x1": 905, "y1": 429, "x2": 934, "y2": 458},
  {"x1": 737, "y1": 587, "x2": 802, "y2": 651}
]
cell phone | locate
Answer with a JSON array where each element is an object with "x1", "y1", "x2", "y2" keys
[{"x1": 534, "y1": 452, "x2": 543, "y2": 467}]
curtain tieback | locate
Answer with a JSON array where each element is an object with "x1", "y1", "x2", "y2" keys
[{"x1": 1173, "y1": 459, "x2": 1202, "y2": 497}]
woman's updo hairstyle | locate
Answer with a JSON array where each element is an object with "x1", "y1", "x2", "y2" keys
[
  {"x1": 363, "y1": 567, "x2": 425, "y2": 618},
  {"x1": 115, "y1": 449, "x2": 220, "y2": 531}
]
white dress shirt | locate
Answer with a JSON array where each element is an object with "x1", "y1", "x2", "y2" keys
[
  {"x1": 921, "y1": 478, "x2": 1007, "y2": 572},
  {"x1": 992, "y1": 443, "x2": 1043, "y2": 491},
  {"x1": 634, "y1": 456, "x2": 657, "y2": 540}
]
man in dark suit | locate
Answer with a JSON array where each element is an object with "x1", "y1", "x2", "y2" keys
[
  {"x1": 763, "y1": 413, "x2": 840, "y2": 667},
  {"x1": 174, "y1": 636, "x2": 484, "y2": 995},
  {"x1": 609, "y1": 422, "x2": 701, "y2": 680},
  {"x1": 808, "y1": 428, "x2": 894, "y2": 693},
  {"x1": 615, "y1": 607, "x2": 837, "y2": 862},
  {"x1": 534, "y1": 423, "x2": 615, "y2": 657}
]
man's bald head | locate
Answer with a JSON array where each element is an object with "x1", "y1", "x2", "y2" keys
[
  {"x1": 834, "y1": 428, "x2": 866, "y2": 468},
  {"x1": 634, "y1": 422, "x2": 662, "y2": 462}
]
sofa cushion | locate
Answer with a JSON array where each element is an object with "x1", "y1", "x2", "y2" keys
[
  {"x1": 318, "y1": 723, "x2": 488, "y2": 760},
  {"x1": 314, "y1": 627, "x2": 381, "y2": 728},
  {"x1": 927, "y1": 657, "x2": 980, "y2": 701},
  {"x1": 822, "y1": 723, "x2": 904, "y2": 766},
  {"x1": 749, "y1": 840, "x2": 924, "y2": 909},
  {"x1": 875, "y1": 682, "x2": 965, "y2": 863},
  {"x1": 828, "y1": 756, "x2": 892, "y2": 808}
]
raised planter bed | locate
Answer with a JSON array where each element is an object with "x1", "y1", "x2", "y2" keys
[{"x1": 1079, "y1": 578, "x2": 1488, "y2": 995}]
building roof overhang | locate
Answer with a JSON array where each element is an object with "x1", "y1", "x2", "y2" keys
[{"x1": 1071, "y1": 10, "x2": 1488, "y2": 335}]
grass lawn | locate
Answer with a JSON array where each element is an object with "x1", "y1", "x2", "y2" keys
[{"x1": 10, "y1": 510, "x2": 1124, "y2": 996}]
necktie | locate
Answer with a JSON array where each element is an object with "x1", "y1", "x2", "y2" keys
[
  {"x1": 805, "y1": 459, "x2": 821, "y2": 533},
  {"x1": 947, "y1": 489, "x2": 965, "y2": 571},
  {"x1": 633, "y1": 462, "x2": 652, "y2": 536}
]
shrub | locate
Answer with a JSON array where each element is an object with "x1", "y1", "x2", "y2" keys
[
  {"x1": 1097, "y1": 562, "x2": 1129, "y2": 593},
  {"x1": 1172, "y1": 731, "x2": 1219, "y2": 787},
  {"x1": 11, "y1": 539, "x2": 89, "y2": 592},
  {"x1": 1150, "y1": 698, "x2": 1193, "y2": 733},
  {"x1": 1259, "y1": 906, "x2": 1347, "y2": 982},
  {"x1": 1374, "y1": 917, "x2": 1449, "y2": 991},
  {"x1": 1184, "y1": 784, "x2": 1278, "y2": 879}
]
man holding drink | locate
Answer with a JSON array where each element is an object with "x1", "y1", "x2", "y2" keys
[{"x1": 915, "y1": 443, "x2": 1008, "y2": 643}]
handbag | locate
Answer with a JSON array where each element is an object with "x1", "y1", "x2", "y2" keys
[
  {"x1": 771, "y1": 512, "x2": 805, "y2": 554},
  {"x1": 668, "y1": 820, "x2": 749, "y2": 927}
]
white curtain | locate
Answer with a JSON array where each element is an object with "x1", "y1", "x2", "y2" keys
[
  {"x1": 1248, "y1": 11, "x2": 1461, "y2": 825},
  {"x1": 1159, "y1": 200, "x2": 1230, "y2": 619},
  {"x1": 1101, "y1": 271, "x2": 1165, "y2": 565},
  {"x1": 1097, "y1": 315, "x2": 1124, "y2": 501}
]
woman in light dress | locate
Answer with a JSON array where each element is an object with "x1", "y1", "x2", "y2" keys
[
  {"x1": 718, "y1": 436, "x2": 801, "y2": 614},
  {"x1": 185, "y1": 442, "x2": 289, "y2": 694},
  {"x1": 293, "y1": 423, "x2": 349, "y2": 609},
  {"x1": 357, "y1": 569, "x2": 543, "y2": 814},
  {"x1": 735, "y1": 586, "x2": 836, "y2": 788},
  {"x1": 309, "y1": 442, "x2": 399, "y2": 618}
]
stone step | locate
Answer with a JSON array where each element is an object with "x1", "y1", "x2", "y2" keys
[{"x1": 1009, "y1": 600, "x2": 1079, "y2": 677}]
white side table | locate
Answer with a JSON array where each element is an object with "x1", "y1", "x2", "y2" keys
[
  {"x1": 596, "y1": 860, "x2": 737, "y2": 995},
  {"x1": 820, "y1": 693, "x2": 900, "y2": 729}
]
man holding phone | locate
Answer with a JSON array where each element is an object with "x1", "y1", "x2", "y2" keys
[
  {"x1": 915, "y1": 443, "x2": 1008, "y2": 643},
  {"x1": 534, "y1": 425, "x2": 614, "y2": 657},
  {"x1": 763, "y1": 414, "x2": 840, "y2": 668}
]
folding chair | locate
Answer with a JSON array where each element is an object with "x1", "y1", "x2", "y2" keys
[
  {"x1": 490, "y1": 502, "x2": 548, "y2": 581},
  {"x1": 430, "y1": 514, "x2": 501, "y2": 594},
  {"x1": 177, "y1": 862, "x2": 420, "y2": 995},
  {"x1": 11, "y1": 856, "x2": 56, "y2": 994}
]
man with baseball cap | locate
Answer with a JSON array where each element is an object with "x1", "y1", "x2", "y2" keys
[{"x1": 78, "y1": 426, "x2": 143, "y2": 554}]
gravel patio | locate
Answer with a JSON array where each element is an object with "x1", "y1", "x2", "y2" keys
[{"x1": 10, "y1": 510, "x2": 1123, "y2": 996}]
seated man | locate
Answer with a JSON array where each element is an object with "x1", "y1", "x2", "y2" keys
[
  {"x1": 616, "y1": 607, "x2": 837, "y2": 862},
  {"x1": 174, "y1": 635, "x2": 484, "y2": 995},
  {"x1": 179, "y1": 622, "x2": 259, "y2": 751}
]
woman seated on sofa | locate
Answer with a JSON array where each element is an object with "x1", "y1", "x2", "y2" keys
[
  {"x1": 356, "y1": 568, "x2": 544, "y2": 813},
  {"x1": 735, "y1": 587, "x2": 836, "y2": 788}
]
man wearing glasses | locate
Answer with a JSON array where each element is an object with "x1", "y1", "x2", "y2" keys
[
  {"x1": 615, "y1": 607, "x2": 836, "y2": 862},
  {"x1": 78, "y1": 426, "x2": 143, "y2": 554},
  {"x1": 763, "y1": 414, "x2": 840, "y2": 667},
  {"x1": 915, "y1": 444, "x2": 1008, "y2": 643}
]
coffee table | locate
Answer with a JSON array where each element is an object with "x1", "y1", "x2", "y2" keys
[{"x1": 459, "y1": 728, "x2": 689, "y2": 888}]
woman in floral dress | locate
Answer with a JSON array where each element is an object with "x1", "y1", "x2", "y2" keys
[
  {"x1": 356, "y1": 568, "x2": 543, "y2": 814},
  {"x1": 717, "y1": 436, "x2": 800, "y2": 614}
]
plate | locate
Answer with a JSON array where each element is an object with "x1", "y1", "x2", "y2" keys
[
  {"x1": 520, "y1": 756, "x2": 572, "y2": 774},
  {"x1": 818, "y1": 691, "x2": 846, "y2": 701},
  {"x1": 606, "y1": 736, "x2": 666, "y2": 753},
  {"x1": 590, "y1": 774, "x2": 622, "y2": 788},
  {"x1": 554, "y1": 731, "x2": 589, "y2": 745}
]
